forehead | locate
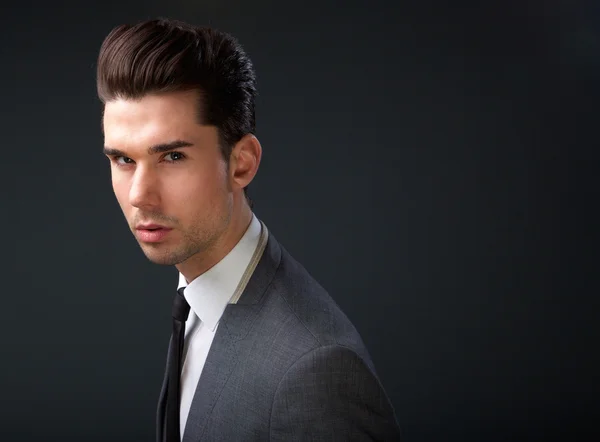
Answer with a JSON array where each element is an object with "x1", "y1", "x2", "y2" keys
[{"x1": 102, "y1": 90, "x2": 201, "y2": 147}]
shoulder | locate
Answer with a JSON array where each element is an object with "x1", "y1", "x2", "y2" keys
[
  {"x1": 273, "y1": 245, "x2": 362, "y2": 337},
  {"x1": 260, "y1": 242, "x2": 378, "y2": 370},
  {"x1": 269, "y1": 344, "x2": 402, "y2": 441},
  {"x1": 277, "y1": 344, "x2": 378, "y2": 384}
]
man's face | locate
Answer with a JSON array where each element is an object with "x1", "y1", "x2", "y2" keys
[{"x1": 102, "y1": 90, "x2": 233, "y2": 266}]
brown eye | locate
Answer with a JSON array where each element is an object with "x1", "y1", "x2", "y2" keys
[
  {"x1": 165, "y1": 152, "x2": 185, "y2": 162},
  {"x1": 115, "y1": 156, "x2": 133, "y2": 165}
]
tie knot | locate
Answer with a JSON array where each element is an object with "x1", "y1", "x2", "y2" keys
[{"x1": 172, "y1": 288, "x2": 190, "y2": 322}]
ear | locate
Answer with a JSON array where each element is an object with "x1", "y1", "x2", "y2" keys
[{"x1": 229, "y1": 134, "x2": 262, "y2": 191}]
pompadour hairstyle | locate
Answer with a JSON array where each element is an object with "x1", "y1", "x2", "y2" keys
[{"x1": 97, "y1": 18, "x2": 257, "y2": 158}]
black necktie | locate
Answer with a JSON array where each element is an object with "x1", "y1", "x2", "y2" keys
[{"x1": 165, "y1": 287, "x2": 190, "y2": 442}]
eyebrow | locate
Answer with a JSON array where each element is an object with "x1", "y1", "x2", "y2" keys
[{"x1": 102, "y1": 140, "x2": 194, "y2": 157}]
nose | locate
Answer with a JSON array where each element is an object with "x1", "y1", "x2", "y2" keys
[{"x1": 129, "y1": 165, "x2": 160, "y2": 209}]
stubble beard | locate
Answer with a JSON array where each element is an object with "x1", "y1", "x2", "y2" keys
[
  {"x1": 138, "y1": 227, "x2": 220, "y2": 266},
  {"x1": 138, "y1": 209, "x2": 232, "y2": 267}
]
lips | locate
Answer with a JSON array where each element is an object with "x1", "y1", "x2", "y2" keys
[
  {"x1": 136, "y1": 224, "x2": 167, "y2": 230},
  {"x1": 135, "y1": 225, "x2": 173, "y2": 242}
]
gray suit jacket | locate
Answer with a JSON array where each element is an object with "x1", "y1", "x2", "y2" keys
[{"x1": 157, "y1": 231, "x2": 401, "y2": 441}]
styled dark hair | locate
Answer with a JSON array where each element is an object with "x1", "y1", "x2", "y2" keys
[{"x1": 96, "y1": 17, "x2": 257, "y2": 163}]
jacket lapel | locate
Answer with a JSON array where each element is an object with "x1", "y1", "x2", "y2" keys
[
  {"x1": 181, "y1": 233, "x2": 282, "y2": 441},
  {"x1": 156, "y1": 335, "x2": 173, "y2": 442}
]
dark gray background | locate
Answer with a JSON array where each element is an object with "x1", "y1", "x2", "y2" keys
[{"x1": 3, "y1": 0, "x2": 598, "y2": 441}]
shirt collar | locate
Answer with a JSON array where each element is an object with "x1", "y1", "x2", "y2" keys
[{"x1": 176, "y1": 214, "x2": 262, "y2": 331}]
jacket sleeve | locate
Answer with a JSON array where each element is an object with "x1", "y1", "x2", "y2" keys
[{"x1": 269, "y1": 344, "x2": 402, "y2": 441}]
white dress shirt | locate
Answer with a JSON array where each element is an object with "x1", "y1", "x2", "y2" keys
[{"x1": 177, "y1": 214, "x2": 263, "y2": 438}]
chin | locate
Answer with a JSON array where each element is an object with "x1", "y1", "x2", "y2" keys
[
  {"x1": 146, "y1": 255, "x2": 180, "y2": 266},
  {"x1": 140, "y1": 245, "x2": 185, "y2": 266}
]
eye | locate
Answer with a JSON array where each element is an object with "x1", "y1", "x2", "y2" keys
[
  {"x1": 165, "y1": 152, "x2": 185, "y2": 162},
  {"x1": 114, "y1": 156, "x2": 134, "y2": 165}
]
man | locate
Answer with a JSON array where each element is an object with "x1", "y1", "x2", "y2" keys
[{"x1": 97, "y1": 18, "x2": 401, "y2": 441}]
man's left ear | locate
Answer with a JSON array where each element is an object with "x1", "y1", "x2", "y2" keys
[{"x1": 230, "y1": 134, "x2": 262, "y2": 190}]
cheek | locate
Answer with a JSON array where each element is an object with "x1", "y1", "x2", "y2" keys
[
  {"x1": 198, "y1": 158, "x2": 229, "y2": 190},
  {"x1": 111, "y1": 175, "x2": 130, "y2": 209},
  {"x1": 175, "y1": 163, "x2": 229, "y2": 210}
]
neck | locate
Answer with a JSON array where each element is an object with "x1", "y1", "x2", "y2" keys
[{"x1": 176, "y1": 198, "x2": 253, "y2": 283}]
